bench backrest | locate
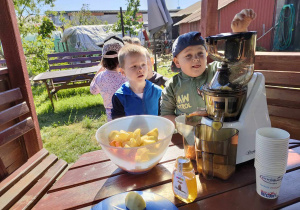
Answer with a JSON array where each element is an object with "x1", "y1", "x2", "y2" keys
[
  {"x1": 255, "y1": 52, "x2": 300, "y2": 139},
  {"x1": 0, "y1": 88, "x2": 35, "y2": 181},
  {"x1": 0, "y1": 87, "x2": 68, "y2": 209},
  {"x1": 47, "y1": 51, "x2": 102, "y2": 71}
]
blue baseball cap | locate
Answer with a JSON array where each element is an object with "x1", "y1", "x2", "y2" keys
[{"x1": 172, "y1": 31, "x2": 206, "y2": 57}]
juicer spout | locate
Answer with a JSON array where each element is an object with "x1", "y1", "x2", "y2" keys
[{"x1": 212, "y1": 110, "x2": 224, "y2": 130}]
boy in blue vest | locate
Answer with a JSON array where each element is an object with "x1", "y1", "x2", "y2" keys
[
  {"x1": 111, "y1": 44, "x2": 162, "y2": 119},
  {"x1": 161, "y1": 9, "x2": 256, "y2": 124}
]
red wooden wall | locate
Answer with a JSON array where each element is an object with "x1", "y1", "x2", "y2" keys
[
  {"x1": 219, "y1": 0, "x2": 276, "y2": 51},
  {"x1": 179, "y1": 0, "x2": 276, "y2": 51}
]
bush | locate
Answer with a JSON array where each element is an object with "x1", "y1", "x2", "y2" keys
[{"x1": 23, "y1": 36, "x2": 54, "y2": 77}]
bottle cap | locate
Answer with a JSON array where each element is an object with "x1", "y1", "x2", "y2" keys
[{"x1": 175, "y1": 156, "x2": 194, "y2": 172}]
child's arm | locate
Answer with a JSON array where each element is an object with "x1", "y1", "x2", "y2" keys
[
  {"x1": 231, "y1": 9, "x2": 256, "y2": 33},
  {"x1": 111, "y1": 95, "x2": 125, "y2": 120},
  {"x1": 90, "y1": 66, "x2": 105, "y2": 94},
  {"x1": 160, "y1": 83, "x2": 177, "y2": 125},
  {"x1": 162, "y1": 115, "x2": 176, "y2": 125}
]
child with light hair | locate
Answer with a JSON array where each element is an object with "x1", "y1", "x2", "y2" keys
[
  {"x1": 132, "y1": 37, "x2": 142, "y2": 46},
  {"x1": 122, "y1": 36, "x2": 132, "y2": 44},
  {"x1": 143, "y1": 48, "x2": 168, "y2": 87},
  {"x1": 111, "y1": 44, "x2": 162, "y2": 119}
]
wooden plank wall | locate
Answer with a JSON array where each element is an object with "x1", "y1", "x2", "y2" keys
[{"x1": 255, "y1": 52, "x2": 300, "y2": 139}]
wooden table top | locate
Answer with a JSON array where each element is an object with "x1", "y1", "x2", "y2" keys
[
  {"x1": 33, "y1": 66, "x2": 99, "y2": 81},
  {"x1": 34, "y1": 134, "x2": 300, "y2": 209}
]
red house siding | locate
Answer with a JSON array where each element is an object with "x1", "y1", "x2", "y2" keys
[
  {"x1": 180, "y1": 23, "x2": 190, "y2": 34},
  {"x1": 180, "y1": 21, "x2": 201, "y2": 34},
  {"x1": 219, "y1": 0, "x2": 276, "y2": 50},
  {"x1": 190, "y1": 20, "x2": 201, "y2": 32}
]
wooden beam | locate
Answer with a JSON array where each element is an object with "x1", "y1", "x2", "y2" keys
[
  {"x1": 255, "y1": 52, "x2": 300, "y2": 71},
  {"x1": 0, "y1": 0, "x2": 43, "y2": 157},
  {"x1": 200, "y1": 0, "x2": 219, "y2": 38}
]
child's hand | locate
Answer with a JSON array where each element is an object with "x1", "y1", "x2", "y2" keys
[{"x1": 231, "y1": 9, "x2": 256, "y2": 33}]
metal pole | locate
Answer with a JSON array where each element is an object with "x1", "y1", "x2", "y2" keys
[
  {"x1": 154, "y1": 34, "x2": 157, "y2": 72},
  {"x1": 120, "y1": 7, "x2": 125, "y2": 37}
]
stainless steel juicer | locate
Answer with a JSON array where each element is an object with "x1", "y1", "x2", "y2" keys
[{"x1": 198, "y1": 31, "x2": 271, "y2": 166}]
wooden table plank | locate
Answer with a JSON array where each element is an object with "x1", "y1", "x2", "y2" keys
[
  {"x1": 178, "y1": 169, "x2": 300, "y2": 210},
  {"x1": 69, "y1": 150, "x2": 109, "y2": 170},
  {"x1": 69, "y1": 136, "x2": 297, "y2": 171},
  {"x1": 69, "y1": 133, "x2": 183, "y2": 170},
  {"x1": 144, "y1": 160, "x2": 256, "y2": 207},
  {"x1": 144, "y1": 146, "x2": 300, "y2": 208},
  {"x1": 34, "y1": 145, "x2": 300, "y2": 209},
  {"x1": 33, "y1": 161, "x2": 175, "y2": 209},
  {"x1": 281, "y1": 201, "x2": 300, "y2": 210},
  {"x1": 287, "y1": 146, "x2": 300, "y2": 172},
  {"x1": 49, "y1": 144, "x2": 184, "y2": 192},
  {"x1": 33, "y1": 66, "x2": 99, "y2": 81}
]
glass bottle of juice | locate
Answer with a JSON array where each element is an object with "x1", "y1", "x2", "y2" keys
[{"x1": 172, "y1": 156, "x2": 197, "y2": 203}]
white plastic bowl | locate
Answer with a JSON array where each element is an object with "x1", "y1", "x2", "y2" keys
[{"x1": 96, "y1": 115, "x2": 175, "y2": 174}]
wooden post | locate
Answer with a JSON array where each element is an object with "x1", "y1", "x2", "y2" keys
[
  {"x1": 200, "y1": 0, "x2": 219, "y2": 38},
  {"x1": 200, "y1": 0, "x2": 219, "y2": 63},
  {"x1": 0, "y1": 0, "x2": 43, "y2": 157}
]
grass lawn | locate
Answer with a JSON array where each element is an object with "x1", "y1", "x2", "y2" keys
[{"x1": 32, "y1": 66, "x2": 177, "y2": 163}]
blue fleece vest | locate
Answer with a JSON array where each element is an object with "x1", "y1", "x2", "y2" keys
[{"x1": 114, "y1": 80, "x2": 162, "y2": 116}]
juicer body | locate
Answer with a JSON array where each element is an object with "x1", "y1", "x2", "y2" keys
[{"x1": 201, "y1": 73, "x2": 271, "y2": 164}]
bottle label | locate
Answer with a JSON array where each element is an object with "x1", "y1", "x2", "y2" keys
[{"x1": 173, "y1": 171, "x2": 189, "y2": 199}]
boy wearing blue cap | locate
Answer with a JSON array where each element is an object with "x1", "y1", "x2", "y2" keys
[{"x1": 161, "y1": 9, "x2": 256, "y2": 124}]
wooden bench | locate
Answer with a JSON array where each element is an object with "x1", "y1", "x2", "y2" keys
[
  {"x1": 47, "y1": 51, "x2": 102, "y2": 72},
  {"x1": 0, "y1": 88, "x2": 67, "y2": 209},
  {"x1": 255, "y1": 52, "x2": 300, "y2": 140},
  {"x1": 0, "y1": 59, "x2": 6, "y2": 66},
  {"x1": 33, "y1": 51, "x2": 102, "y2": 108}
]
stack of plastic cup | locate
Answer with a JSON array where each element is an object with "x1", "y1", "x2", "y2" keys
[{"x1": 254, "y1": 127, "x2": 290, "y2": 199}]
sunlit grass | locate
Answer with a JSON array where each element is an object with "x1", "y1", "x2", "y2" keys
[{"x1": 32, "y1": 66, "x2": 178, "y2": 163}]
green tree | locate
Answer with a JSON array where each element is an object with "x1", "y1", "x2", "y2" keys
[
  {"x1": 22, "y1": 36, "x2": 54, "y2": 76},
  {"x1": 38, "y1": 16, "x2": 56, "y2": 38},
  {"x1": 46, "y1": 6, "x2": 108, "y2": 32},
  {"x1": 70, "y1": 4, "x2": 105, "y2": 26},
  {"x1": 13, "y1": 0, "x2": 56, "y2": 76},
  {"x1": 13, "y1": 0, "x2": 55, "y2": 37},
  {"x1": 112, "y1": 0, "x2": 143, "y2": 36}
]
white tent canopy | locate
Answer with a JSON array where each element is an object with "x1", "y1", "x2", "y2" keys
[
  {"x1": 61, "y1": 25, "x2": 121, "y2": 52},
  {"x1": 61, "y1": 25, "x2": 145, "y2": 52}
]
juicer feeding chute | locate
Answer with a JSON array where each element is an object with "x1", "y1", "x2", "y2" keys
[
  {"x1": 206, "y1": 31, "x2": 257, "y2": 88},
  {"x1": 206, "y1": 32, "x2": 257, "y2": 65}
]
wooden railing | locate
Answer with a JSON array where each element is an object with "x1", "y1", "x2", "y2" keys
[{"x1": 255, "y1": 52, "x2": 300, "y2": 139}]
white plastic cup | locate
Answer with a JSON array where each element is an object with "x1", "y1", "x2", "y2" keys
[
  {"x1": 254, "y1": 161, "x2": 286, "y2": 176},
  {"x1": 256, "y1": 168, "x2": 284, "y2": 199},
  {"x1": 255, "y1": 127, "x2": 289, "y2": 167},
  {"x1": 255, "y1": 150, "x2": 288, "y2": 162},
  {"x1": 256, "y1": 127, "x2": 290, "y2": 141}
]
